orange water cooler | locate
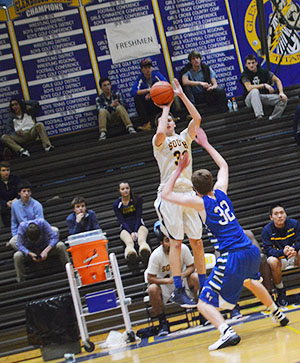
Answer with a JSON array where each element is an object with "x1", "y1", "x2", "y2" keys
[{"x1": 67, "y1": 230, "x2": 108, "y2": 285}]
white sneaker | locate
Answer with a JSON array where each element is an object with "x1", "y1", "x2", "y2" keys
[
  {"x1": 44, "y1": 145, "x2": 55, "y2": 152},
  {"x1": 208, "y1": 326, "x2": 240, "y2": 351},
  {"x1": 271, "y1": 308, "x2": 289, "y2": 326},
  {"x1": 128, "y1": 126, "x2": 136, "y2": 134},
  {"x1": 19, "y1": 148, "x2": 30, "y2": 157},
  {"x1": 98, "y1": 132, "x2": 107, "y2": 141}
]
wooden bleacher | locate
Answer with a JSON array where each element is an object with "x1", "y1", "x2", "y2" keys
[{"x1": 0, "y1": 85, "x2": 300, "y2": 357}]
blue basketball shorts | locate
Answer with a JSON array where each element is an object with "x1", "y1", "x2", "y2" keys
[{"x1": 199, "y1": 244, "x2": 261, "y2": 309}]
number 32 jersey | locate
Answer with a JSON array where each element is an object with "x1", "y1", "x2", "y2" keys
[
  {"x1": 202, "y1": 189, "x2": 251, "y2": 253},
  {"x1": 153, "y1": 128, "x2": 193, "y2": 192}
]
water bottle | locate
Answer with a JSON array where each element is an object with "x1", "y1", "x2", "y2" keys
[
  {"x1": 105, "y1": 264, "x2": 112, "y2": 279},
  {"x1": 227, "y1": 99, "x2": 233, "y2": 112},
  {"x1": 232, "y1": 97, "x2": 238, "y2": 112}
]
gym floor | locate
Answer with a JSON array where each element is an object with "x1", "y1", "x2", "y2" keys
[{"x1": 6, "y1": 294, "x2": 300, "y2": 363}]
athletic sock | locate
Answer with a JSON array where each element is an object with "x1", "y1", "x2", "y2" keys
[
  {"x1": 198, "y1": 274, "x2": 206, "y2": 289},
  {"x1": 173, "y1": 276, "x2": 183, "y2": 289},
  {"x1": 275, "y1": 282, "x2": 284, "y2": 289},
  {"x1": 268, "y1": 302, "x2": 278, "y2": 313},
  {"x1": 218, "y1": 322, "x2": 230, "y2": 335}
]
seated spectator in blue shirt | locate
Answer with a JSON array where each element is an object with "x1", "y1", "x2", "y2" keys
[
  {"x1": 113, "y1": 181, "x2": 151, "y2": 264},
  {"x1": 0, "y1": 161, "x2": 20, "y2": 228},
  {"x1": 182, "y1": 51, "x2": 228, "y2": 113},
  {"x1": 13, "y1": 218, "x2": 69, "y2": 282},
  {"x1": 261, "y1": 203, "x2": 300, "y2": 307},
  {"x1": 130, "y1": 58, "x2": 167, "y2": 131},
  {"x1": 8, "y1": 180, "x2": 59, "y2": 249},
  {"x1": 96, "y1": 78, "x2": 136, "y2": 142},
  {"x1": 66, "y1": 196, "x2": 101, "y2": 235}
]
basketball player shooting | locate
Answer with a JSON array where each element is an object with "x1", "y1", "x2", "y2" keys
[
  {"x1": 152, "y1": 78, "x2": 206, "y2": 308},
  {"x1": 161, "y1": 128, "x2": 289, "y2": 350}
]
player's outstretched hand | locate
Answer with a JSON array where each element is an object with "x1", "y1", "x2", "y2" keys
[
  {"x1": 195, "y1": 128, "x2": 209, "y2": 147},
  {"x1": 178, "y1": 152, "x2": 190, "y2": 172},
  {"x1": 173, "y1": 78, "x2": 183, "y2": 97}
]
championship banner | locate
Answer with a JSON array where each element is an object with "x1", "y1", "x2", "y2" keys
[
  {"x1": 0, "y1": 7, "x2": 23, "y2": 134},
  {"x1": 106, "y1": 15, "x2": 161, "y2": 64},
  {"x1": 5, "y1": 0, "x2": 99, "y2": 136},
  {"x1": 85, "y1": 0, "x2": 169, "y2": 116},
  {"x1": 154, "y1": 0, "x2": 244, "y2": 98},
  {"x1": 0, "y1": 0, "x2": 300, "y2": 135}
]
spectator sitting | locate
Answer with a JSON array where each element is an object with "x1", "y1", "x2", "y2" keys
[
  {"x1": 66, "y1": 196, "x2": 101, "y2": 235},
  {"x1": 130, "y1": 58, "x2": 167, "y2": 131},
  {"x1": 13, "y1": 218, "x2": 69, "y2": 282},
  {"x1": 181, "y1": 50, "x2": 228, "y2": 113},
  {"x1": 96, "y1": 78, "x2": 136, "y2": 142},
  {"x1": 1, "y1": 98, "x2": 54, "y2": 157},
  {"x1": 8, "y1": 180, "x2": 59, "y2": 249},
  {"x1": 0, "y1": 161, "x2": 20, "y2": 228},
  {"x1": 113, "y1": 181, "x2": 151, "y2": 264},
  {"x1": 146, "y1": 222, "x2": 199, "y2": 336},
  {"x1": 261, "y1": 203, "x2": 300, "y2": 306},
  {"x1": 239, "y1": 54, "x2": 288, "y2": 120}
]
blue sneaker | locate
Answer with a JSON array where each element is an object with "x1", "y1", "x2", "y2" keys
[{"x1": 170, "y1": 287, "x2": 197, "y2": 308}]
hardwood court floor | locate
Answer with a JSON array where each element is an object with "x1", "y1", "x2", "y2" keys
[{"x1": 5, "y1": 305, "x2": 300, "y2": 363}]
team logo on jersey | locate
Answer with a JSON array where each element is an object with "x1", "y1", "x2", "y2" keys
[{"x1": 245, "y1": 0, "x2": 300, "y2": 65}]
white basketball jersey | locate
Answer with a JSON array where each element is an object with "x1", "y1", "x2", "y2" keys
[
  {"x1": 146, "y1": 244, "x2": 194, "y2": 279},
  {"x1": 153, "y1": 128, "x2": 193, "y2": 192}
]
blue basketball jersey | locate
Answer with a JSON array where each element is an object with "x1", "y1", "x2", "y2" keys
[{"x1": 202, "y1": 189, "x2": 251, "y2": 253}]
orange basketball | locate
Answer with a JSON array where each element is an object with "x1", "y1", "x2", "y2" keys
[{"x1": 150, "y1": 81, "x2": 174, "y2": 105}]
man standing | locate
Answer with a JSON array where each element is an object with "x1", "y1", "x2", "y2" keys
[
  {"x1": 161, "y1": 128, "x2": 289, "y2": 350},
  {"x1": 96, "y1": 78, "x2": 136, "y2": 141},
  {"x1": 146, "y1": 223, "x2": 199, "y2": 336},
  {"x1": 2, "y1": 99, "x2": 54, "y2": 157},
  {"x1": 0, "y1": 161, "x2": 20, "y2": 227},
  {"x1": 182, "y1": 51, "x2": 228, "y2": 113},
  {"x1": 261, "y1": 203, "x2": 300, "y2": 306},
  {"x1": 153, "y1": 78, "x2": 205, "y2": 307},
  {"x1": 13, "y1": 218, "x2": 69, "y2": 282},
  {"x1": 131, "y1": 58, "x2": 167, "y2": 130},
  {"x1": 239, "y1": 54, "x2": 288, "y2": 120}
]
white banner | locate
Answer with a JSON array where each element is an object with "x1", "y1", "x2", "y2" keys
[{"x1": 106, "y1": 15, "x2": 161, "y2": 64}]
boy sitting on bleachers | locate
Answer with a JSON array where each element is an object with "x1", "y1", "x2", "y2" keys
[{"x1": 66, "y1": 196, "x2": 101, "y2": 235}]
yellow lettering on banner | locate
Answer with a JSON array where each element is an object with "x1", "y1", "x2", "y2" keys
[
  {"x1": 14, "y1": 0, "x2": 71, "y2": 14},
  {"x1": 244, "y1": 0, "x2": 300, "y2": 65}
]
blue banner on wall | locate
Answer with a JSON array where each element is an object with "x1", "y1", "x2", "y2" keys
[
  {"x1": 0, "y1": 9, "x2": 23, "y2": 134},
  {"x1": 0, "y1": 0, "x2": 299, "y2": 136},
  {"x1": 10, "y1": 1, "x2": 98, "y2": 136},
  {"x1": 155, "y1": 0, "x2": 244, "y2": 97},
  {"x1": 230, "y1": 0, "x2": 300, "y2": 86},
  {"x1": 85, "y1": 0, "x2": 170, "y2": 116}
]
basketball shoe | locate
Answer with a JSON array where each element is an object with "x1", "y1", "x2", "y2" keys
[
  {"x1": 271, "y1": 308, "x2": 289, "y2": 326},
  {"x1": 170, "y1": 287, "x2": 197, "y2": 308},
  {"x1": 208, "y1": 326, "x2": 241, "y2": 351}
]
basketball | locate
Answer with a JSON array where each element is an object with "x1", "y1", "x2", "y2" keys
[{"x1": 150, "y1": 81, "x2": 174, "y2": 105}]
